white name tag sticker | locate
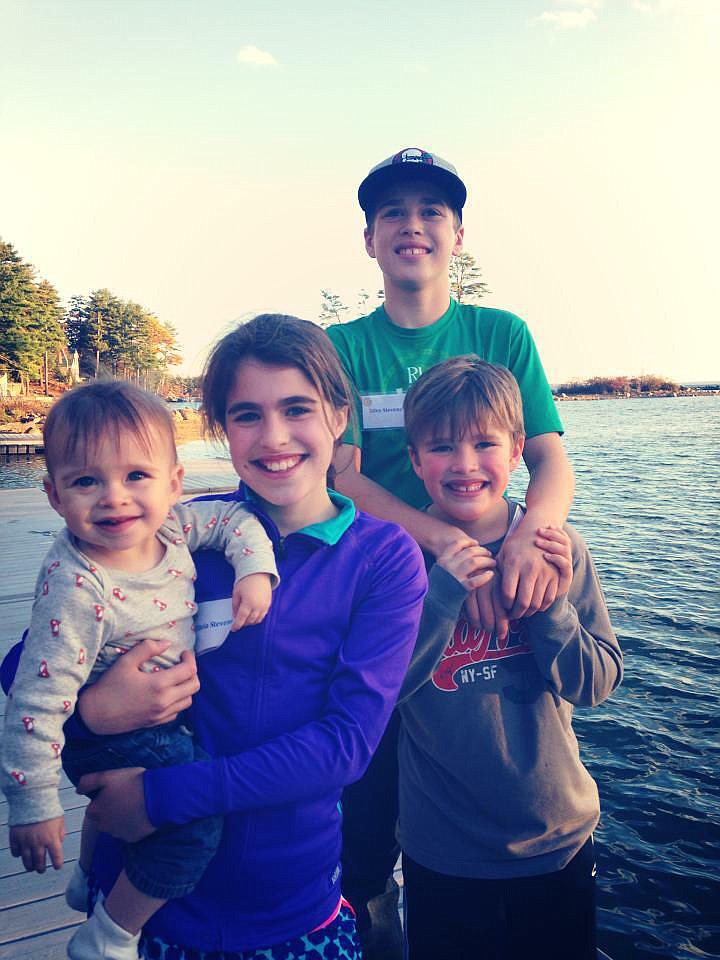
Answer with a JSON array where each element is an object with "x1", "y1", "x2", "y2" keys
[
  {"x1": 361, "y1": 391, "x2": 406, "y2": 430},
  {"x1": 194, "y1": 598, "x2": 234, "y2": 655}
]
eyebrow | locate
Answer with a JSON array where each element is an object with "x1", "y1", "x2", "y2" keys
[
  {"x1": 377, "y1": 195, "x2": 448, "y2": 208},
  {"x1": 226, "y1": 395, "x2": 318, "y2": 415}
]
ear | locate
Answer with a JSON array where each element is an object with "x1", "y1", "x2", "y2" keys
[
  {"x1": 408, "y1": 445, "x2": 424, "y2": 480},
  {"x1": 364, "y1": 226, "x2": 376, "y2": 259},
  {"x1": 452, "y1": 224, "x2": 464, "y2": 257},
  {"x1": 169, "y1": 463, "x2": 185, "y2": 505},
  {"x1": 43, "y1": 475, "x2": 64, "y2": 518},
  {"x1": 330, "y1": 405, "x2": 349, "y2": 441},
  {"x1": 509, "y1": 436, "x2": 525, "y2": 473}
]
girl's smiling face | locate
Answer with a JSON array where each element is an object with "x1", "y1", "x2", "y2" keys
[{"x1": 224, "y1": 361, "x2": 348, "y2": 534}]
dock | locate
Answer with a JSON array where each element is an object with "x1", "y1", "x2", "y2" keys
[{"x1": 0, "y1": 434, "x2": 44, "y2": 456}]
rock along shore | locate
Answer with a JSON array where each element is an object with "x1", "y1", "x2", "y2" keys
[{"x1": 1, "y1": 397, "x2": 205, "y2": 444}]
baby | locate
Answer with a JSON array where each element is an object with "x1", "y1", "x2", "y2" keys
[{"x1": 1, "y1": 380, "x2": 278, "y2": 960}]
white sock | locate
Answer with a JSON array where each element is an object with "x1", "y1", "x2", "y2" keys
[
  {"x1": 66, "y1": 896, "x2": 141, "y2": 960},
  {"x1": 65, "y1": 861, "x2": 89, "y2": 912}
]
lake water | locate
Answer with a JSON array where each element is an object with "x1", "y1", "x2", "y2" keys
[{"x1": 2, "y1": 396, "x2": 719, "y2": 959}]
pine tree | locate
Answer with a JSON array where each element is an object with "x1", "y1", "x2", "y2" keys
[
  {"x1": 449, "y1": 251, "x2": 490, "y2": 304},
  {"x1": 0, "y1": 240, "x2": 66, "y2": 390}
]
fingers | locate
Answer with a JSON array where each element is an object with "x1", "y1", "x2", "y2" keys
[
  {"x1": 461, "y1": 590, "x2": 482, "y2": 630},
  {"x1": 178, "y1": 649, "x2": 198, "y2": 669},
  {"x1": 23, "y1": 841, "x2": 46, "y2": 872},
  {"x1": 231, "y1": 605, "x2": 269, "y2": 631},
  {"x1": 437, "y1": 539, "x2": 487, "y2": 565},
  {"x1": 438, "y1": 544, "x2": 495, "y2": 589},
  {"x1": 534, "y1": 525, "x2": 570, "y2": 548},
  {"x1": 48, "y1": 834, "x2": 65, "y2": 871},
  {"x1": 123, "y1": 637, "x2": 172, "y2": 669},
  {"x1": 539, "y1": 553, "x2": 572, "y2": 600},
  {"x1": 539, "y1": 575, "x2": 559, "y2": 612},
  {"x1": 9, "y1": 834, "x2": 42, "y2": 872},
  {"x1": 507, "y1": 571, "x2": 553, "y2": 620},
  {"x1": 535, "y1": 527, "x2": 572, "y2": 602},
  {"x1": 464, "y1": 569, "x2": 495, "y2": 591},
  {"x1": 492, "y1": 579, "x2": 510, "y2": 641},
  {"x1": 473, "y1": 580, "x2": 496, "y2": 634},
  {"x1": 10, "y1": 820, "x2": 65, "y2": 873},
  {"x1": 499, "y1": 562, "x2": 520, "y2": 613}
]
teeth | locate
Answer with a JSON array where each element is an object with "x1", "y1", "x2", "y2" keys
[
  {"x1": 261, "y1": 457, "x2": 301, "y2": 472},
  {"x1": 398, "y1": 247, "x2": 428, "y2": 255},
  {"x1": 449, "y1": 482, "x2": 486, "y2": 493}
]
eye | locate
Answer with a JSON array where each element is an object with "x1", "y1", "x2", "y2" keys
[
  {"x1": 127, "y1": 470, "x2": 149, "y2": 481},
  {"x1": 72, "y1": 475, "x2": 96, "y2": 488},
  {"x1": 475, "y1": 441, "x2": 496, "y2": 450},
  {"x1": 231, "y1": 411, "x2": 260, "y2": 424},
  {"x1": 381, "y1": 207, "x2": 403, "y2": 219},
  {"x1": 285, "y1": 405, "x2": 312, "y2": 418},
  {"x1": 429, "y1": 443, "x2": 452, "y2": 454},
  {"x1": 422, "y1": 207, "x2": 443, "y2": 218}
]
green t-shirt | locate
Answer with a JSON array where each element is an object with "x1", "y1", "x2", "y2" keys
[{"x1": 327, "y1": 299, "x2": 563, "y2": 510}]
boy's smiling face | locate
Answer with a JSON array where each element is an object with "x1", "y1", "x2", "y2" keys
[
  {"x1": 409, "y1": 422, "x2": 524, "y2": 536},
  {"x1": 364, "y1": 181, "x2": 464, "y2": 293}
]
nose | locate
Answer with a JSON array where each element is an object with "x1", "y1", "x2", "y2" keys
[
  {"x1": 449, "y1": 444, "x2": 478, "y2": 473},
  {"x1": 98, "y1": 479, "x2": 130, "y2": 507},
  {"x1": 260, "y1": 412, "x2": 290, "y2": 448},
  {"x1": 400, "y1": 212, "x2": 424, "y2": 235}
]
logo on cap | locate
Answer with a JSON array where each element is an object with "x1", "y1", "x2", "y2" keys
[{"x1": 393, "y1": 148, "x2": 433, "y2": 166}]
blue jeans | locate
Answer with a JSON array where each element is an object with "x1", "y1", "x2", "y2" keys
[{"x1": 63, "y1": 720, "x2": 223, "y2": 900}]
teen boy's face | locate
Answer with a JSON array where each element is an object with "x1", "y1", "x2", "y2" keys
[
  {"x1": 409, "y1": 423, "x2": 523, "y2": 528},
  {"x1": 44, "y1": 427, "x2": 183, "y2": 572},
  {"x1": 364, "y1": 181, "x2": 464, "y2": 293}
]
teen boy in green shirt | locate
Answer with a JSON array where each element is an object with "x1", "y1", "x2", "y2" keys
[{"x1": 327, "y1": 147, "x2": 575, "y2": 958}]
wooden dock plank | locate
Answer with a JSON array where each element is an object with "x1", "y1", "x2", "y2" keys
[
  {"x1": 1, "y1": 895, "x2": 82, "y2": 947},
  {"x1": 1, "y1": 924, "x2": 79, "y2": 960}
]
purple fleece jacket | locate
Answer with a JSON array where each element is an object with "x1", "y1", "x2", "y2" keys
[{"x1": 92, "y1": 489, "x2": 427, "y2": 952}]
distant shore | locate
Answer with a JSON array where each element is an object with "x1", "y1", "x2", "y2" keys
[
  {"x1": 1, "y1": 400, "x2": 204, "y2": 444},
  {"x1": 555, "y1": 389, "x2": 719, "y2": 401}
]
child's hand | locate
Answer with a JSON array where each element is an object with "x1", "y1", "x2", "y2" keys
[
  {"x1": 534, "y1": 526, "x2": 573, "y2": 598},
  {"x1": 231, "y1": 572, "x2": 273, "y2": 630},
  {"x1": 437, "y1": 539, "x2": 496, "y2": 592},
  {"x1": 9, "y1": 816, "x2": 65, "y2": 872}
]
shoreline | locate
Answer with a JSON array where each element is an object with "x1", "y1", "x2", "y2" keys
[
  {"x1": 555, "y1": 390, "x2": 718, "y2": 401},
  {"x1": 0, "y1": 407, "x2": 206, "y2": 446}
]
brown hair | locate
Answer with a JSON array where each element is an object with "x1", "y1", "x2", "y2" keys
[
  {"x1": 43, "y1": 380, "x2": 177, "y2": 476},
  {"x1": 202, "y1": 313, "x2": 356, "y2": 449},
  {"x1": 403, "y1": 355, "x2": 525, "y2": 449}
]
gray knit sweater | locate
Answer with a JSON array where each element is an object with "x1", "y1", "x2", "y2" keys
[{"x1": 397, "y1": 500, "x2": 622, "y2": 879}]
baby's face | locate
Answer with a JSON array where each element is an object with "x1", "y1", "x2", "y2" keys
[{"x1": 44, "y1": 426, "x2": 183, "y2": 571}]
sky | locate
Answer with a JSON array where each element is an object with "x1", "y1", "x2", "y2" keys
[{"x1": 1, "y1": 0, "x2": 719, "y2": 382}]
